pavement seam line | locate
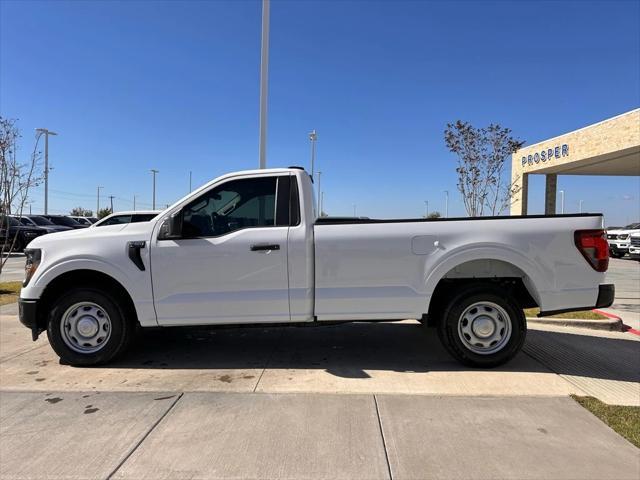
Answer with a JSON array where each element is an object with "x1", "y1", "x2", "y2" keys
[
  {"x1": 373, "y1": 394, "x2": 394, "y2": 480},
  {"x1": 252, "y1": 328, "x2": 284, "y2": 393},
  {"x1": 106, "y1": 392, "x2": 184, "y2": 480}
]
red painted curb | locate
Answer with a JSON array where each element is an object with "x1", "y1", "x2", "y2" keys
[
  {"x1": 592, "y1": 309, "x2": 622, "y2": 321},
  {"x1": 592, "y1": 309, "x2": 640, "y2": 336}
]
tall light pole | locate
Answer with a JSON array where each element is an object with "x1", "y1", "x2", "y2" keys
[
  {"x1": 96, "y1": 186, "x2": 103, "y2": 215},
  {"x1": 108, "y1": 195, "x2": 115, "y2": 212},
  {"x1": 258, "y1": 0, "x2": 270, "y2": 169},
  {"x1": 579, "y1": 199, "x2": 583, "y2": 213},
  {"x1": 133, "y1": 195, "x2": 137, "y2": 211},
  {"x1": 316, "y1": 171, "x2": 322, "y2": 213},
  {"x1": 321, "y1": 191, "x2": 324, "y2": 216},
  {"x1": 443, "y1": 190, "x2": 449, "y2": 218},
  {"x1": 35, "y1": 128, "x2": 58, "y2": 214},
  {"x1": 150, "y1": 169, "x2": 159, "y2": 210},
  {"x1": 309, "y1": 130, "x2": 317, "y2": 177},
  {"x1": 424, "y1": 200, "x2": 429, "y2": 218},
  {"x1": 559, "y1": 190, "x2": 565, "y2": 214}
]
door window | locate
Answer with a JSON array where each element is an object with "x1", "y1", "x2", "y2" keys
[{"x1": 182, "y1": 177, "x2": 278, "y2": 237}]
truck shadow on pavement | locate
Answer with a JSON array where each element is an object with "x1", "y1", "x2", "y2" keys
[{"x1": 103, "y1": 321, "x2": 639, "y2": 383}]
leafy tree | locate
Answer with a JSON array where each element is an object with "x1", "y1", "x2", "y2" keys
[
  {"x1": 426, "y1": 211, "x2": 441, "y2": 219},
  {"x1": 70, "y1": 207, "x2": 93, "y2": 217},
  {"x1": 97, "y1": 207, "x2": 112, "y2": 219},
  {"x1": 0, "y1": 117, "x2": 43, "y2": 271},
  {"x1": 444, "y1": 121, "x2": 525, "y2": 217}
]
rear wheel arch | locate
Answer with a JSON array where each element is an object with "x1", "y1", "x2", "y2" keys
[{"x1": 425, "y1": 258, "x2": 539, "y2": 327}]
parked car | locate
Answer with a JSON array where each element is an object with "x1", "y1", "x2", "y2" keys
[
  {"x1": 40, "y1": 215, "x2": 89, "y2": 229},
  {"x1": 606, "y1": 222, "x2": 640, "y2": 258},
  {"x1": 93, "y1": 210, "x2": 160, "y2": 227},
  {"x1": 18, "y1": 167, "x2": 613, "y2": 368},
  {"x1": 628, "y1": 233, "x2": 640, "y2": 261},
  {"x1": 0, "y1": 216, "x2": 48, "y2": 252},
  {"x1": 13, "y1": 215, "x2": 73, "y2": 234},
  {"x1": 69, "y1": 216, "x2": 94, "y2": 226},
  {"x1": 86, "y1": 217, "x2": 99, "y2": 224}
]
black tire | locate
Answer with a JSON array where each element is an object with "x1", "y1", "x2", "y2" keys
[
  {"x1": 610, "y1": 250, "x2": 624, "y2": 258},
  {"x1": 47, "y1": 288, "x2": 134, "y2": 366},
  {"x1": 13, "y1": 236, "x2": 24, "y2": 253},
  {"x1": 437, "y1": 284, "x2": 526, "y2": 368}
]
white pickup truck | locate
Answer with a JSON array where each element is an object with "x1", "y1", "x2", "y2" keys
[{"x1": 19, "y1": 167, "x2": 614, "y2": 367}]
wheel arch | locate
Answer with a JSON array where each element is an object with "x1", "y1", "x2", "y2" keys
[
  {"x1": 36, "y1": 269, "x2": 139, "y2": 333},
  {"x1": 424, "y1": 247, "x2": 542, "y2": 325}
]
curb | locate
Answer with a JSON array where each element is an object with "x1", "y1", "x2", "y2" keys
[{"x1": 526, "y1": 316, "x2": 624, "y2": 332}]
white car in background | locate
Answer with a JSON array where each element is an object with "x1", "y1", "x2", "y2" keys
[
  {"x1": 628, "y1": 233, "x2": 640, "y2": 260},
  {"x1": 606, "y1": 223, "x2": 640, "y2": 258}
]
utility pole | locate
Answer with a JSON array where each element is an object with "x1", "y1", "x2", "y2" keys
[
  {"x1": 309, "y1": 130, "x2": 317, "y2": 177},
  {"x1": 321, "y1": 191, "x2": 324, "y2": 216},
  {"x1": 108, "y1": 195, "x2": 115, "y2": 212},
  {"x1": 444, "y1": 190, "x2": 449, "y2": 218},
  {"x1": 133, "y1": 195, "x2": 137, "y2": 211},
  {"x1": 579, "y1": 199, "x2": 583, "y2": 213},
  {"x1": 35, "y1": 128, "x2": 58, "y2": 214},
  {"x1": 316, "y1": 171, "x2": 322, "y2": 213},
  {"x1": 559, "y1": 190, "x2": 565, "y2": 214},
  {"x1": 189, "y1": 171, "x2": 192, "y2": 192},
  {"x1": 258, "y1": 0, "x2": 270, "y2": 168},
  {"x1": 96, "y1": 186, "x2": 103, "y2": 215},
  {"x1": 150, "y1": 169, "x2": 159, "y2": 210},
  {"x1": 424, "y1": 200, "x2": 429, "y2": 218}
]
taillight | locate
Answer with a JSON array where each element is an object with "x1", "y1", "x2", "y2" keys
[{"x1": 574, "y1": 230, "x2": 609, "y2": 272}]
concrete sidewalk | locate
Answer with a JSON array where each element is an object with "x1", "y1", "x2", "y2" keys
[{"x1": 1, "y1": 391, "x2": 638, "y2": 480}]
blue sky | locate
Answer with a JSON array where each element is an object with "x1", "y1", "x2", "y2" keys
[{"x1": 1, "y1": 0, "x2": 639, "y2": 223}]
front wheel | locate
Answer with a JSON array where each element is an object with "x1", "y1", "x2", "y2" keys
[
  {"x1": 47, "y1": 288, "x2": 134, "y2": 366},
  {"x1": 610, "y1": 250, "x2": 624, "y2": 258},
  {"x1": 438, "y1": 285, "x2": 526, "y2": 368}
]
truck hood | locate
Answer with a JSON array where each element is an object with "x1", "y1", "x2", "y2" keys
[{"x1": 26, "y1": 221, "x2": 153, "y2": 249}]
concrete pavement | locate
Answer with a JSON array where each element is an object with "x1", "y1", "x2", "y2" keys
[
  {"x1": 0, "y1": 253, "x2": 25, "y2": 283},
  {"x1": 2, "y1": 391, "x2": 638, "y2": 480}
]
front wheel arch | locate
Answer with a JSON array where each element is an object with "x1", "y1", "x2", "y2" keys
[{"x1": 36, "y1": 269, "x2": 139, "y2": 334}]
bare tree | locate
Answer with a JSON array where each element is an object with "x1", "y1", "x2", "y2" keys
[
  {"x1": 97, "y1": 207, "x2": 112, "y2": 219},
  {"x1": 444, "y1": 121, "x2": 524, "y2": 217},
  {"x1": 70, "y1": 207, "x2": 93, "y2": 217},
  {"x1": 1, "y1": 117, "x2": 43, "y2": 271}
]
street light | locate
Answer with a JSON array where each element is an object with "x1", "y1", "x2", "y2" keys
[
  {"x1": 316, "y1": 171, "x2": 322, "y2": 214},
  {"x1": 35, "y1": 128, "x2": 58, "y2": 214},
  {"x1": 150, "y1": 169, "x2": 159, "y2": 210},
  {"x1": 96, "y1": 186, "x2": 103, "y2": 215},
  {"x1": 258, "y1": 0, "x2": 270, "y2": 169},
  {"x1": 559, "y1": 190, "x2": 565, "y2": 214},
  {"x1": 443, "y1": 190, "x2": 449, "y2": 218},
  {"x1": 309, "y1": 130, "x2": 317, "y2": 177}
]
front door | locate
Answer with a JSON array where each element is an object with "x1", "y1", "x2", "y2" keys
[{"x1": 150, "y1": 174, "x2": 291, "y2": 325}]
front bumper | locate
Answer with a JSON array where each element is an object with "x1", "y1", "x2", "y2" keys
[
  {"x1": 539, "y1": 284, "x2": 615, "y2": 317},
  {"x1": 18, "y1": 298, "x2": 42, "y2": 341}
]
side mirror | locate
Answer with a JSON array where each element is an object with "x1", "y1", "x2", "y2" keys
[{"x1": 158, "y1": 211, "x2": 183, "y2": 240}]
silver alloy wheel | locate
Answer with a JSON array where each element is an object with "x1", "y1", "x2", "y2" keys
[
  {"x1": 60, "y1": 302, "x2": 112, "y2": 354},
  {"x1": 457, "y1": 301, "x2": 512, "y2": 355}
]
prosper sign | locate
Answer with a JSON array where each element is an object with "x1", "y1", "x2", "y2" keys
[{"x1": 522, "y1": 144, "x2": 569, "y2": 166}]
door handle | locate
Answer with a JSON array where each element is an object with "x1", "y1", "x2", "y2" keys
[{"x1": 250, "y1": 244, "x2": 280, "y2": 252}]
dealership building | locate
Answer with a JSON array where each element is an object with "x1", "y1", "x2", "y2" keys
[{"x1": 511, "y1": 108, "x2": 640, "y2": 215}]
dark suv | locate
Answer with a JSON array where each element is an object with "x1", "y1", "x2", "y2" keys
[
  {"x1": 0, "y1": 216, "x2": 48, "y2": 252},
  {"x1": 40, "y1": 215, "x2": 89, "y2": 229}
]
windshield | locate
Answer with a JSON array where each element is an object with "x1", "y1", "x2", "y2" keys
[
  {"x1": 48, "y1": 216, "x2": 81, "y2": 227},
  {"x1": 1, "y1": 216, "x2": 20, "y2": 227},
  {"x1": 29, "y1": 216, "x2": 55, "y2": 226}
]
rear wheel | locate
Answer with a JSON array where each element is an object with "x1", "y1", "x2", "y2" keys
[
  {"x1": 437, "y1": 285, "x2": 526, "y2": 368},
  {"x1": 47, "y1": 288, "x2": 134, "y2": 366},
  {"x1": 610, "y1": 250, "x2": 624, "y2": 258}
]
